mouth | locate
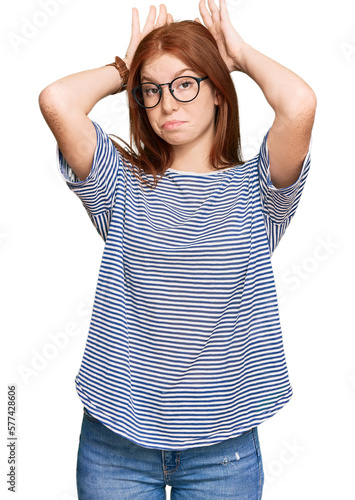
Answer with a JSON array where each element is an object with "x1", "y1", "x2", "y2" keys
[{"x1": 161, "y1": 120, "x2": 186, "y2": 130}]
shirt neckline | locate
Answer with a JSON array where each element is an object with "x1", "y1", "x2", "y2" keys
[{"x1": 166, "y1": 165, "x2": 238, "y2": 176}]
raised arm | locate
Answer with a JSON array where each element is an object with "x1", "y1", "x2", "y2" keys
[
  {"x1": 38, "y1": 65, "x2": 124, "y2": 181},
  {"x1": 38, "y1": 5, "x2": 173, "y2": 182},
  {"x1": 235, "y1": 44, "x2": 316, "y2": 188},
  {"x1": 198, "y1": 0, "x2": 317, "y2": 189}
]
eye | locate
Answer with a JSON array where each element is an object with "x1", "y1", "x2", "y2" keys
[
  {"x1": 178, "y1": 79, "x2": 194, "y2": 90},
  {"x1": 144, "y1": 87, "x2": 159, "y2": 96}
]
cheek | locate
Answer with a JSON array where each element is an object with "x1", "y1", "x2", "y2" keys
[
  {"x1": 145, "y1": 111, "x2": 159, "y2": 132},
  {"x1": 196, "y1": 101, "x2": 217, "y2": 125},
  {"x1": 196, "y1": 93, "x2": 215, "y2": 113}
]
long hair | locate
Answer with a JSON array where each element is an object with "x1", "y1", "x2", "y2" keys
[{"x1": 109, "y1": 20, "x2": 244, "y2": 189}]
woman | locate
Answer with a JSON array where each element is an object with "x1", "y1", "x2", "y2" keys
[{"x1": 39, "y1": 1, "x2": 316, "y2": 498}]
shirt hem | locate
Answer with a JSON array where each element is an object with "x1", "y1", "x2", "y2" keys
[{"x1": 75, "y1": 377, "x2": 293, "y2": 451}]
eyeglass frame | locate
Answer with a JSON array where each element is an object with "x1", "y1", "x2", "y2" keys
[{"x1": 131, "y1": 75, "x2": 210, "y2": 109}]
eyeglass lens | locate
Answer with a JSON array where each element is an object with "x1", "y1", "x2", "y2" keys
[{"x1": 135, "y1": 76, "x2": 199, "y2": 108}]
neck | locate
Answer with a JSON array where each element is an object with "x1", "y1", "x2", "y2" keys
[{"x1": 169, "y1": 135, "x2": 215, "y2": 173}]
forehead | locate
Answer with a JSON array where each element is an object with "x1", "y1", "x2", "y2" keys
[{"x1": 141, "y1": 53, "x2": 198, "y2": 80}]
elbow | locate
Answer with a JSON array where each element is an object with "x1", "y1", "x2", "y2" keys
[
  {"x1": 299, "y1": 89, "x2": 317, "y2": 129},
  {"x1": 280, "y1": 88, "x2": 317, "y2": 126},
  {"x1": 38, "y1": 85, "x2": 57, "y2": 113},
  {"x1": 292, "y1": 87, "x2": 317, "y2": 117},
  {"x1": 38, "y1": 84, "x2": 65, "y2": 124},
  {"x1": 302, "y1": 87, "x2": 317, "y2": 112},
  {"x1": 38, "y1": 88, "x2": 50, "y2": 122},
  {"x1": 38, "y1": 89, "x2": 46, "y2": 115}
]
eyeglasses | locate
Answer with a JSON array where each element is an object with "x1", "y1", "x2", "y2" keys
[{"x1": 132, "y1": 75, "x2": 209, "y2": 109}]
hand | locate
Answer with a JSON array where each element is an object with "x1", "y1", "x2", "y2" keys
[
  {"x1": 197, "y1": 0, "x2": 247, "y2": 72},
  {"x1": 124, "y1": 4, "x2": 173, "y2": 69}
]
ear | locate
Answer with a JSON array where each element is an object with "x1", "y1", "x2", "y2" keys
[{"x1": 214, "y1": 89, "x2": 222, "y2": 106}]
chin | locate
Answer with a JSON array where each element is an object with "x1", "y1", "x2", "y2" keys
[{"x1": 160, "y1": 133, "x2": 190, "y2": 145}]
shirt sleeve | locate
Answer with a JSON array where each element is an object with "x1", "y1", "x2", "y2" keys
[
  {"x1": 56, "y1": 119, "x2": 124, "y2": 241},
  {"x1": 257, "y1": 128, "x2": 312, "y2": 255}
]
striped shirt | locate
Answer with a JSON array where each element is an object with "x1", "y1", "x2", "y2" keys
[{"x1": 57, "y1": 119, "x2": 311, "y2": 450}]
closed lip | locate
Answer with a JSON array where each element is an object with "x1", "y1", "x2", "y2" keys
[{"x1": 162, "y1": 120, "x2": 186, "y2": 129}]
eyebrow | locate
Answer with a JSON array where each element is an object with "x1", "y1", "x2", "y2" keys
[{"x1": 140, "y1": 68, "x2": 197, "y2": 82}]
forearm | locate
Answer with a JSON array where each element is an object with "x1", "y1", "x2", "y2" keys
[
  {"x1": 236, "y1": 43, "x2": 316, "y2": 117},
  {"x1": 40, "y1": 59, "x2": 129, "y2": 115}
]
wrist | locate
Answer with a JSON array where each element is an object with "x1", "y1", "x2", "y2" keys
[
  {"x1": 123, "y1": 57, "x2": 131, "y2": 71},
  {"x1": 232, "y1": 43, "x2": 253, "y2": 73},
  {"x1": 106, "y1": 56, "x2": 129, "y2": 94}
]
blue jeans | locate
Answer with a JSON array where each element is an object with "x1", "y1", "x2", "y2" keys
[{"x1": 77, "y1": 407, "x2": 264, "y2": 499}]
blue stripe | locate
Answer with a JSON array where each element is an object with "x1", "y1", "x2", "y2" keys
[{"x1": 56, "y1": 119, "x2": 311, "y2": 450}]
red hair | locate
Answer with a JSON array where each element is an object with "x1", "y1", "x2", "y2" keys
[{"x1": 109, "y1": 20, "x2": 244, "y2": 189}]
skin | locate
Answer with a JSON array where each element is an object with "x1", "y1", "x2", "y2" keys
[{"x1": 140, "y1": 53, "x2": 221, "y2": 173}]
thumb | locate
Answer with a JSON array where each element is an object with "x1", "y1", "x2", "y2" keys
[{"x1": 194, "y1": 17, "x2": 202, "y2": 23}]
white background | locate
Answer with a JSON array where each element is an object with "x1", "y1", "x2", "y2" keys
[{"x1": 1, "y1": 0, "x2": 355, "y2": 498}]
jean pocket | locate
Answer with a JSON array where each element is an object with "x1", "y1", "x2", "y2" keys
[{"x1": 83, "y1": 407, "x2": 101, "y2": 423}]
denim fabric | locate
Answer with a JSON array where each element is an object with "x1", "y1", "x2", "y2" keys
[{"x1": 77, "y1": 407, "x2": 264, "y2": 499}]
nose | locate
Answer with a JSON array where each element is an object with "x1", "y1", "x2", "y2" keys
[{"x1": 160, "y1": 85, "x2": 179, "y2": 113}]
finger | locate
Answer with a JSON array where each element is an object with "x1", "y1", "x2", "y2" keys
[
  {"x1": 194, "y1": 17, "x2": 202, "y2": 23},
  {"x1": 125, "y1": 7, "x2": 141, "y2": 59},
  {"x1": 199, "y1": 0, "x2": 213, "y2": 28},
  {"x1": 207, "y1": 0, "x2": 221, "y2": 23},
  {"x1": 167, "y1": 13, "x2": 174, "y2": 25},
  {"x1": 131, "y1": 7, "x2": 140, "y2": 38},
  {"x1": 155, "y1": 4, "x2": 168, "y2": 27},
  {"x1": 219, "y1": 0, "x2": 231, "y2": 21},
  {"x1": 142, "y1": 5, "x2": 157, "y2": 34}
]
